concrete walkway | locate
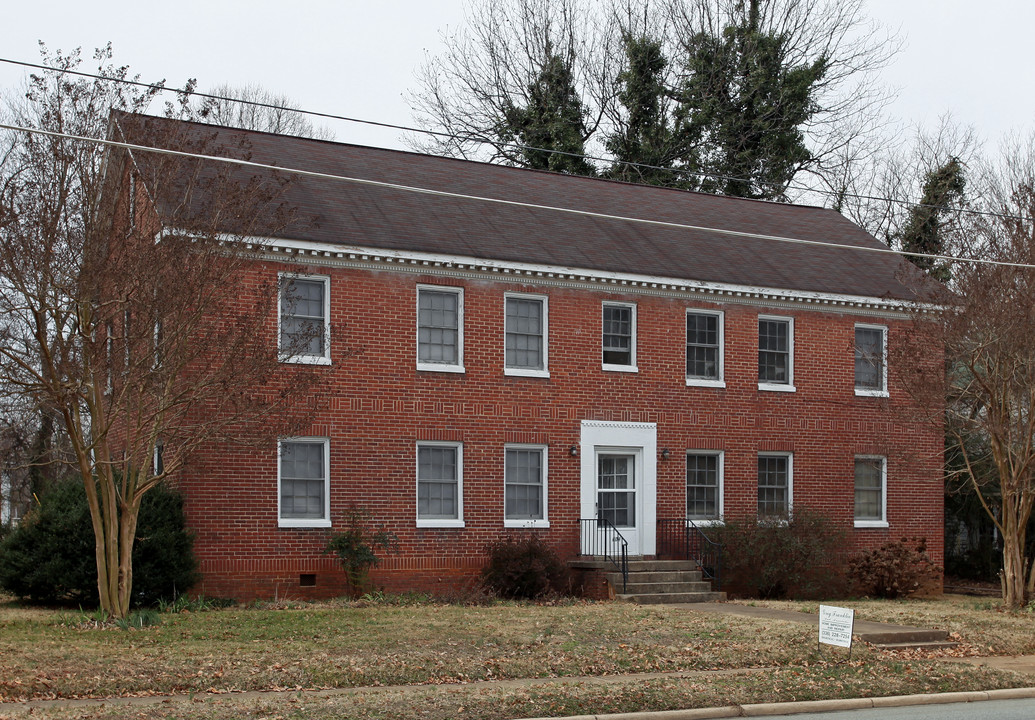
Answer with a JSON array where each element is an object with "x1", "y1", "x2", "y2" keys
[{"x1": 677, "y1": 602, "x2": 953, "y2": 647}]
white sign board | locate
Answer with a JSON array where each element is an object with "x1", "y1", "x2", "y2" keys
[{"x1": 818, "y1": 605, "x2": 855, "y2": 648}]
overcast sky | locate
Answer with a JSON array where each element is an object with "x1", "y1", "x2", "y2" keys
[{"x1": 2, "y1": 0, "x2": 1032, "y2": 153}]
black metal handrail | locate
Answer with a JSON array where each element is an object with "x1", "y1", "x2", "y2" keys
[
  {"x1": 578, "y1": 517, "x2": 629, "y2": 593},
  {"x1": 656, "y1": 518, "x2": 722, "y2": 590}
]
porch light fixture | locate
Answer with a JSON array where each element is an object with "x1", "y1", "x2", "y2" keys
[
  {"x1": 569, "y1": 445, "x2": 578, "y2": 457},
  {"x1": 661, "y1": 448, "x2": 671, "y2": 460}
]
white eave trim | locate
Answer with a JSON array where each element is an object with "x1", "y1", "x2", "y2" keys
[{"x1": 160, "y1": 229, "x2": 936, "y2": 315}]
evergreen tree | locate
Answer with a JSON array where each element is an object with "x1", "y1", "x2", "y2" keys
[
  {"x1": 898, "y1": 158, "x2": 965, "y2": 281},
  {"x1": 500, "y1": 52, "x2": 596, "y2": 175},
  {"x1": 674, "y1": 0, "x2": 827, "y2": 199},
  {"x1": 606, "y1": 33, "x2": 680, "y2": 186}
]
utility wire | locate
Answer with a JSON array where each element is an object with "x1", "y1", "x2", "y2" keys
[
  {"x1": 3, "y1": 119, "x2": 1033, "y2": 271},
  {"x1": 0, "y1": 55, "x2": 1018, "y2": 223}
]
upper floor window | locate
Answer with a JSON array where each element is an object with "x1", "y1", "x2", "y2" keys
[
  {"x1": 417, "y1": 286, "x2": 464, "y2": 373},
  {"x1": 505, "y1": 445, "x2": 548, "y2": 527},
  {"x1": 758, "y1": 453, "x2": 792, "y2": 520},
  {"x1": 758, "y1": 316, "x2": 794, "y2": 391},
  {"x1": 278, "y1": 438, "x2": 331, "y2": 528},
  {"x1": 855, "y1": 324, "x2": 888, "y2": 396},
  {"x1": 687, "y1": 310, "x2": 724, "y2": 386},
  {"x1": 416, "y1": 442, "x2": 464, "y2": 528},
  {"x1": 505, "y1": 294, "x2": 548, "y2": 377},
  {"x1": 602, "y1": 303, "x2": 636, "y2": 371},
  {"x1": 687, "y1": 451, "x2": 723, "y2": 523},
  {"x1": 854, "y1": 456, "x2": 888, "y2": 527},
  {"x1": 279, "y1": 274, "x2": 330, "y2": 364}
]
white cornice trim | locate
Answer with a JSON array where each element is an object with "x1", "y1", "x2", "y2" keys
[{"x1": 166, "y1": 230, "x2": 936, "y2": 317}]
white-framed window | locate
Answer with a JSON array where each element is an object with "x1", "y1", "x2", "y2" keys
[
  {"x1": 278, "y1": 273, "x2": 331, "y2": 365},
  {"x1": 505, "y1": 293, "x2": 549, "y2": 377},
  {"x1": 504, "y1": 445, "x2": 549, "y2": 528},
  {"x1": 686, "y1": 451, "x2": 723, "y2": 523},
  {"x1": 758, "y1": 315, "x2": 795, "y2": 391},
  {"x1": 417, "y1": 285, "x2": 464, "y2": 373},
  {"x1": 686, "y1": 310, "x2": 725, "y2": 387},
  {"x1": 278, "y1": 437, "x2": 331, "y2": 528},
  {"x1": 416, "y1": 442, "x2": 464, "y2": 528},
  {"x1": 602, "y1": 302, "x2": 637, "y2": 371},
  {"x1": 758, "y1": 453, "x2": 792, "y2": 520},
  {"x1": 855, "y1": 324, "x2": 888, "y2": 396},
  {"x1": 854, "y1": 456, "x2": 888, "y2": 527}
]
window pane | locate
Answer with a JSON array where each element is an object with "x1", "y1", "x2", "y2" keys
[
  {"x1": 418, "y1": 290, "x2": 459, "y2": 365},
  {"x1": 280, "y1": 279, "x2": 325, "y2": 356},
  {"x1": 757, "y1": 455, "x2": 789, "y2": 519},
  {"x1": 687, "y1": 454, "x2": 719, "y2": 520},
  {"x1": 855, "y1": 327, "x2": 884, "y2": 391},
  {"x1": 418, "y1": 446, "x2": 459, "y2": 519},
  {"x1": 759, "y1": 320, "x2": 789, "y2": 384},
  {"x1": 603, "y1": 305, "x2": 633, "y2": 365},
  {"x1": 506, "y1": 298, "x2": 544, "y2": 369},
  {"x1": 854, "y1": 458, "x2": 884, "y2": 520},
  {"x1": 280, "y1": 441, "x2": 326, "y2": 520},
  {"x1": 687, "y1": 313, "x2": 720, "y2": 379},
  {"x1": 505, "y1": 448, "x2": 544, "y2": 520}
]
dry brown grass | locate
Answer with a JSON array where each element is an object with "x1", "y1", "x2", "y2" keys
[{"x1": 0, "y1": 594, "x2": 1031, "y2": 719}]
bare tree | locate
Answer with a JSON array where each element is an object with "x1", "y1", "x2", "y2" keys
[
  {"x1": 898, "y1": 133, "x2": 1035, "y2": 608},
  {"x1": 0, "y1": 46, "x2": 317, "y2": 617},
  {"x1": 408, "y1": 0, "x2": 618, "y2": 165},
  {"x1": 196, "y1": 83, "x2": 334, "y2": 140},
  {"x1": 408, "y1": 0, "x2": 897, "y2": 199}
]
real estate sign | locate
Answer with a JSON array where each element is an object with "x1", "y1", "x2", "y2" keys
[{"x1": 818, "y1": 605, "x2": 855, "y2": 648}]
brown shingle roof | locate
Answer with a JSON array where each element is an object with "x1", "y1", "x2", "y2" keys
[{"x1": 114, "y1": 112, "x2": 925, "y2": 302}]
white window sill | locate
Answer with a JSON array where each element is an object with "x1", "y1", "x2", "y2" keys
[
  {"x1": 504, "y1": 519, "x2": 550, "y2": 529},
  {"x1": 758, "y1": 383, "x2": 796, "y2": 393},
  {"x1": 280, "y1": 354, "x2": 332, "y2": 366},
  {"x1": 416, "y1": 519, "x2": 465, "y2": 529},
  {"x1": 686, "y1": 378, "x2": 725, "y2": 389},
  {"x1": 417, "y1": 363, "x2": 466, "y2": 374},
  {"x1": 855, "y1": 389, "x2": 889, "y2": 398},
  {"x1": 686, "y1": 518, "x2": 722, "y2": 527},
  {"x1": 279, "y1": 518, "x2": 332, "y2": 529},
  {"x1": 854, "y1": 520, "x2": 889, "y2": 529},
  {"x1": 602, "y1": 364, "x2": 638, "y2": 373},
  {"x1": 505, "y1": 368, "x2": 550, "y2": 379}
]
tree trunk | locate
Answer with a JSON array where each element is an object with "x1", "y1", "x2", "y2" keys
[{"x1": 1001, "y1": 532, "x2": 1028, "y2": 608}]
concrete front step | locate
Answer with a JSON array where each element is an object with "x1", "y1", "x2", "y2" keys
[
  {"x1": 618, "y1": 591, "x2": 727, "y2": 604},
  {"x1": 612, "y1": 570, "x2": 704, "y2": 584},
  {"x1": 612, "y1": 579, "x2": 716, "y2": 594}
]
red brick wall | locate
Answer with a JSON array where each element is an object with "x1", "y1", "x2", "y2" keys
[{"x1": 178, "y1": 261, "x2": 944, "y2": 601}]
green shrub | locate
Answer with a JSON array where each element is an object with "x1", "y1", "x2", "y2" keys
[
  {"x1": 325, "y1": 505, "x2": 399, "y2": 596},
  {"x1": 481, "y1": 534, "x2": 570, "y2": 599},
  {"x1": 711, "y1": 507, "x2": 848, "y2": 599},
  {"x1": 848, "y1": 537, "x2": 941, "y2": 599},
  {"x1": 0, "y1": 478, "x2": 198, "y2": 607}
]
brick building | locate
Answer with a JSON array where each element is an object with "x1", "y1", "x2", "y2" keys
[{"x1": 113, "y1": 114, "x2": 943, "y2": 600}]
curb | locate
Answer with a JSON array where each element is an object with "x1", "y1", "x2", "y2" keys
[{"x1": 520, "y1": 687, "x2": 1035, "y2": 720}]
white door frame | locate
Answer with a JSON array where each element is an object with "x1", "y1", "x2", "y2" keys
[{"x1": 579, "y1": 420, "x2": 657, "y2": 556}]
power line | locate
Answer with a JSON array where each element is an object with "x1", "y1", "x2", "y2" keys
[
  {"x1": 0, "y1": 55, "x2": 1018, "y2": 223},
  {"x1": 3, "y1": 119, "x2": 1033, "y2": 272}
]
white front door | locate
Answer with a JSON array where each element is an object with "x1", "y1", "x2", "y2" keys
[{"x1": 580, "y1": 421, "x2": 657, "y2": 556}]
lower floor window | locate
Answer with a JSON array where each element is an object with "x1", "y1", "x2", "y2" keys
[
  {"x1": 686, "y1": 452, "x2": 722, "y2": 521},
  {"x1": 279, "y1": 438, "x2": 330, "y2": 527},
  {"x1": 854, "y1": 456, "x2": 886, "y2": 525},
  {"x1": 417, "y1": 443, "x2": 463, "y2": 525},
  {"x1": 757, "y1": 454, "x2": 791, "y2": 519},
  {"x1": 505, "y1": 445, "x2": 547, "y2": 524}
]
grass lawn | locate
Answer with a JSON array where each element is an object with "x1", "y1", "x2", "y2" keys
[{"x1": 0, "y1": 594, "x2": 1031, "y2": 719}]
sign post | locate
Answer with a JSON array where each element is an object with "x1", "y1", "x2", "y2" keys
[{"x1": 818, "y1": 605, "x2": 855, "y2": 660}]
